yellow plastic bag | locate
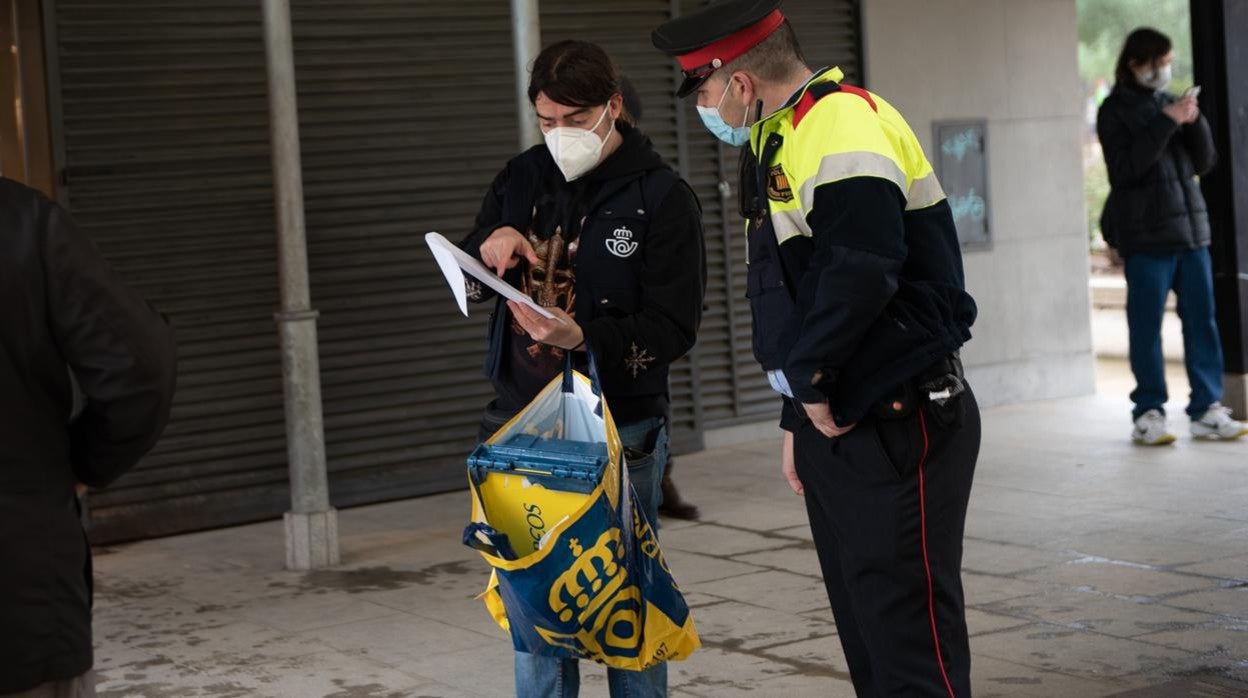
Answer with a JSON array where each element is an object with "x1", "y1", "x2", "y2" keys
[{"x1": 463, "y1": 352, "x2": 699, "y2": 669}]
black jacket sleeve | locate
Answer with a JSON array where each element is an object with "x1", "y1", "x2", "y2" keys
[
  {"x1": 460, "y1": 166, "x2": 508, "y2": 258},
  {"x1": 780, "y1": 397, "x2": 802, "y2": 431},
  {"x1": 782, "y1": 176, "x2": 906, "y2": 406},
  {"x1": 42, "y1": 204, "x2": 176, "y2": 488},
  {"x1": 1097, "y1": 101, "x2": 1179, "y2": 187},
  {"x1": 1183, "y1": 113, "x2": 1218, "y2": 176},
  {"x1": 582, "y1": 182, "x2": 706, "y2": 372},
  {"x1": 457, "y1": 155, "x2": 540, "y2": 303}
]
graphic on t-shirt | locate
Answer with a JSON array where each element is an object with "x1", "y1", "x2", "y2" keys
[{"x1": 514, "y1": 221, "x2": 579, "y2": 360}]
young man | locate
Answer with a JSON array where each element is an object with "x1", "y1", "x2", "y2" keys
[
  {"x1": 654, "y1": 2, "x2": 980, "y2": 695},
  {"x1": 460, "y1": 41, "x2": 705, "y2": 697},
  {"x1": 1, "y1": 177, "x2": 177, "y2": 696}
]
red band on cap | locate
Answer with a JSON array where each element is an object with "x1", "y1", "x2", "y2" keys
[{"x1": 676, "y1": 10, "x2": 785, "y2": 73}]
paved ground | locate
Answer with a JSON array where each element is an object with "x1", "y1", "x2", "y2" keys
[{"x1": 89, "y1": 360, "x2": 1248, "y2": 697}]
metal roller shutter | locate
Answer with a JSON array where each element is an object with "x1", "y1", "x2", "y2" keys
[
  {"x1": 46, "y1": 0, "x2": 290, "y2": 542},
  {"x1": 540, "y1": 0, "x2": 705, "y2": 455},
  {"x1": 288, "y1": 2, "x2": 516, "y2": 508},
  {"x1": 47, "y1": 1, "x2": 521, "y2": 542},
  {"x1": 784, "y1": 0, "x2": 863, "y2": 84}
]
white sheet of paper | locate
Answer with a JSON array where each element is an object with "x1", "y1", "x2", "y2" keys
[{"x1": 424, "y1": 232, "x2": 558, "y2": 320}]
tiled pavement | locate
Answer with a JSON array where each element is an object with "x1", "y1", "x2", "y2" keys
[{"x1": 88, "y1": 360, "x2": 1248, "y2": 697}]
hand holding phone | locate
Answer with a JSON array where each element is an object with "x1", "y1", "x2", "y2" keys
[{"x1": 1183, "y1": 85, "x2": 1202, "y2": 100}]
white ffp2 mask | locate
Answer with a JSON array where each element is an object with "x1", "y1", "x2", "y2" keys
[{"x1": 544, "y1": 106, "x2": 613, "y2": 182}]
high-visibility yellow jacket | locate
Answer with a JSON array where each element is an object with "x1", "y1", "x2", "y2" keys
[{"x1": 740, "y1": 67, "x2": 977, "y2": 428}]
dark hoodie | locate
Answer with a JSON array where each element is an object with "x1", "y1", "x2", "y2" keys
[{"x1": 460, "y1": 122, "x2": 705, "y2": 423}]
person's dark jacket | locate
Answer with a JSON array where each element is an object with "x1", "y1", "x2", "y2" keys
[
  {"x1": 1097, "y1": 83, "x2": 1217, "y2": 255},
  {"x1": 460, "y1": 123, "x2": 705, "y2": 423},
  {"x1": 0, "y1": 177, "x2": 176, "y2": 693}
]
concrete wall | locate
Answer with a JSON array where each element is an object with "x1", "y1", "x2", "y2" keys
[{"x1": 863, "y1": 0, "x2": 1097, "y2": 407}]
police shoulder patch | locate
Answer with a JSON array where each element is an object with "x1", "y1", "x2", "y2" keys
[{"x1": 767, "y1": 164, "x2": 794, "y2": 203}]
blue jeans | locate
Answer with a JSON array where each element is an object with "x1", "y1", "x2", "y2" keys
[
  {"x1": 514, "y1": 415, "x2": 669, "y2": 698},
  {"x1": 1125, "y1": 247, "x2": 1225, "y2": 419}
]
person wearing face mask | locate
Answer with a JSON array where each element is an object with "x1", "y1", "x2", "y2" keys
[
  {"x1": 1097, "y1": 28, "x2": 1246, "y2": 446},
  {"x1": 457, "y1": 39, "x2": 705, "y2": 698},
  {"x1": 654, "y1": 1, "x2": 980, "y2": 695}
]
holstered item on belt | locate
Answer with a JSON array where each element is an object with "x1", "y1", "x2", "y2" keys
[
  {"x1": 916, "y1": 352, "x2": 965, "y2": 407},
  {"x1": 917, "y1": 352, "x2": 967, "y2": 429}
]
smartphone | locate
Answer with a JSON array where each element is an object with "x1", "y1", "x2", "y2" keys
[{"x1": 1183, "y1": 85, "x2": 1202, "y2": 99}]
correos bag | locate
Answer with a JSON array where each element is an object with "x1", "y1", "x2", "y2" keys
[{"x1": 463, "y1": 351, "x2": 699, "y2": 670}]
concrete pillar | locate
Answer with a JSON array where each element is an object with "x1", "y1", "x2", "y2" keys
[
  {"x1": 260, "y1": 0, "x2": 339, "y2": 569},
  {"x1": 1191, "y1": 0, "x2": 1248, "y2": 419},
  {"x1": 511, "y1": 0, "x2": 541, "y2": 150}
]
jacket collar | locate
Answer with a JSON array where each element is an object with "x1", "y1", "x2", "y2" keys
[
  {"x1": 757, "y1": 66, "x2": 844, "y2": 126},
  {"x1": 748, "y1": 66, "x2": 843, "y2": 153},
  {"x1": 1113, "y1": 81, "x2": 1163, "y2": 105}
]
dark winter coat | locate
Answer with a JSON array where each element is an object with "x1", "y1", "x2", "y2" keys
[
  {"x1": 0, "y1": 177, "x2": 176, "y2": 693},
  {"x1": 1097, "y1": 83, "x2": 1217, "y2": 255}
]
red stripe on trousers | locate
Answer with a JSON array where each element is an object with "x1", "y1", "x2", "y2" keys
[{"x1": 918, "y1": 408, "x2": 957, "y2": 697}]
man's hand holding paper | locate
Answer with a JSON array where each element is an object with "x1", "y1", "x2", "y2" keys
[
  {"x1": 479, "y1": 226, "x2": 539, "y2": 277},
  {"x1": 424, "y1": 232, "x2": 560, "y2": 322},
  {"x1": 508, "y1": 302, "x2": 583, "y2": 350}
]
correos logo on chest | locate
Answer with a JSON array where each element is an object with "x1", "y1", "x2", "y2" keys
[{"x1": 606, "y1": 226, "x2": 639, "y2": 258}]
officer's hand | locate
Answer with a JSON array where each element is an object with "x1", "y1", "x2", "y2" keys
[
  {"x1": 74, "y1": 482, "x2": 87, "y2": 497},
  {"x1": 781, "y1": 430, "x2": 802, "y2": 496},
  {"x1": 508, "y1": 301, "x2": 582, "y2": 349},
  {"x1": 803, "y1": 400, "x2": 856, "y2": 439},
  {"x1": 480, "y1": 226, "x2": 539, "y2": 277}
]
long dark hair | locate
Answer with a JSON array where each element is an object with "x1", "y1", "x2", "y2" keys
[
  {"x1": 1114, "y1": 27, "x2": 1172, "y2": 86},
  {"x1": 527, "y1": 40, "x2": 633, "y2": 125}
]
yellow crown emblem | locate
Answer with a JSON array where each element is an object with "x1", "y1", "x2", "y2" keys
[{"x1": 549, "y1": 529, "x2": 626, "y2": 624}]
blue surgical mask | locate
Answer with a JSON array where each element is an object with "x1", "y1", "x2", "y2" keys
[{"x1": 697, "y1": 79, "x2": 750, "y2": 147}]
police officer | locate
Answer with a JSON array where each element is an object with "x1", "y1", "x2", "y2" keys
[{"x1": 654, "y1": 2, "x2": 980, "y2": 695}]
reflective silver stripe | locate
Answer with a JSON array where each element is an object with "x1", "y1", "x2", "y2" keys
[
  {"x1": 797, "y1": 150, "x2": 908, "y2": 215},
  {"x1": 771, "y1": 207, "x2": 810, "y2": 243},
  {"x1": 906, "y1": 172, "x2": 946, "y2": 210}
]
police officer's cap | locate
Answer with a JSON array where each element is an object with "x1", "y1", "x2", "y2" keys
[{"x1": 651, "y1": 0, "x2": 784, "y2": 98}]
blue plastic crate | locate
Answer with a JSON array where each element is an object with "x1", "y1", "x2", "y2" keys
[{"x1": 468, "y1": 434, "x2": 609, "y2": 494}]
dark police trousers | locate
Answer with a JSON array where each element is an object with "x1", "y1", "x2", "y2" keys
[{"x1": 794, "y1": 386, "x2": 980, "y2": 697}]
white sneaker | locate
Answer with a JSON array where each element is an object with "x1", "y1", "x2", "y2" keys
[
  {"x1": 1133, "y1": 409, "x2": 1177, "y2": 446},
  {"x1": 1190, "y1": 403, "x2": 1248, "y2": 440}
]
